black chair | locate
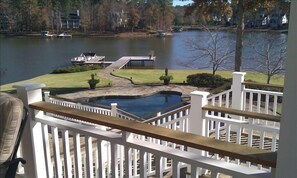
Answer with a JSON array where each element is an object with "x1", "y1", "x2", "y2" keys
[{"x1": 0, "y1": 93, "x2": 28, "y2": 178}]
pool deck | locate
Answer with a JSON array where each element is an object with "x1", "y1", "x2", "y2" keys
[{"x1": 58, "y1": 66, "x2": 204, "y2": 102}]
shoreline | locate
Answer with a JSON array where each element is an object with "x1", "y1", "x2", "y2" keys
[
  {"x1": 0, "y1": 27, "x2": 288, "y2": 38},
  {"x1": 0, "y1": 31, "x2": 157, "y2": 38}
]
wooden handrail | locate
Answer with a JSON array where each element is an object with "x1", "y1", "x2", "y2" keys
[
  {"x1": 30, "y1": 101, "x2": 277, "y2": 167},
  {"x1": 203, "y1": 105, "x2": 281, "y2": 122},
  {"x1": 242, "y1": 81, "x2": 284, "y2": 90}
]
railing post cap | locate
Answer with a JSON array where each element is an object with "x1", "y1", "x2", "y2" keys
[
  {"x1": 190, "y1": 91, "x2": 210, "y2": 97},
  {"x1": 111, "y1": 103, "x2": 117, "y2": 106},
  {"x1": 13, "y1": 82, "x2": 46, "y2": 91},
  {"x1": 232, "y1": 72, "x2": 246, "y2": 76}
]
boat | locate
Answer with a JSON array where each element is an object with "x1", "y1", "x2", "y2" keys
[
  {"x1": 71, "y1": 52, "x2": 105, "y2": 64},
  {"x1": 172, "y1": 26, "x2": 184, "y2": 32},
  {"x1": 41, "y1": 31, "x2": 54, "y2": 38},
  {"x1": 157, "y1": 31, "x2": 173, "y2": 37},
  {"x1": 157, "y1": 31, "x2": 167, "y2": 37},
  {"x1": 57, "y1": 32, "x2": 72, "y2": 38}
]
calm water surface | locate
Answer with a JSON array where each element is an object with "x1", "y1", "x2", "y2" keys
[
  {"x1": 0, "y1": 31, "x2": 287, "y2": 85},
  {"x1": 92, "y1": 92, "x2": 183, "y2": 119}
]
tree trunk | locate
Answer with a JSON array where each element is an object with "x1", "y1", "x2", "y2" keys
[
  {"x1": 267, "y1": 75, "x2": 271, "y2": 84},
  {"x1": 234, "y1": 0, "x2": 244, "y2": 72}
]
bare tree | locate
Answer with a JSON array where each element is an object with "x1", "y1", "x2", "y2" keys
[
  {"x1": 182, "y1": 27, "x2": 235, "y2": 76},
  {"x1": 80, "y1": 1, "x2": 92, "y2": 32},
  {"x1": 127, "y1": 5, "x2": 141, "y2": 32},
  {"x1": 248, "y1": 33, "x2": 286, "y2": 84}
]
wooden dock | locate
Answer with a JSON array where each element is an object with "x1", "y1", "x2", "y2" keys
[
  {"x1": 72, "y1": 55, "x2": 155, "y2": 69},
  {"x1": 106, "y1": 56, "x2": 156, "y2": 70}
]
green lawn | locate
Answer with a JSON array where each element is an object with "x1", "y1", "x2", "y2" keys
[
  {"x1": 113, "y1": 69, "x2": 284, "y2": 85},
  {"x1": 0, "y1": 69, "x2": 284, "y2": 95},
  {"x1": 0, "y1": 70, "x2": 111, "y2": 95}
]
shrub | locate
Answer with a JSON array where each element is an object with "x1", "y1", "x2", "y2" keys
[
  {"x1": 52, "y1": 65, "x2": 101, "y2": 74},
  {"x1": 88, "y1": 74, "x2": 100, "y2": 89},
  {"x1": 159, "y1": 68, "x2": 173, "y2": 85},
  {"x1": 187, "y1": 73, "x2": 230, "y2": 88}
]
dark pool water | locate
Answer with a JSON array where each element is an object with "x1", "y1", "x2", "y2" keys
[{"x1": 91, "y1": 92, "x2": 185, "y2": 119}]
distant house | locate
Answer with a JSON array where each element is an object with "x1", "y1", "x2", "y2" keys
[
  {"x1": 60, "y1": 10, "x2": 80, "y2": 29},
  {"x1": 268, "y1": 13, "x2": 288, "y2": 29},
  {"x1": 0, "y1": 12, "x2": 9, "y2": 30},
  {"x1": 246, "y1": 14, "x2": 269, "y2": 28}
]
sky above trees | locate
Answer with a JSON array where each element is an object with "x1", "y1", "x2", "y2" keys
[{"x1": 173, "y1": 0, "x2": 193, "y2": 6}]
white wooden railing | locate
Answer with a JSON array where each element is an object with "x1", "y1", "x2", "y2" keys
[
  {"x1": 42, "y1": 72, "x2": 283, "y2": 138},
  {"x1": 44, "y1": 92, "x2": 142, "y2": 121},
  {"x1": 203, "y1": 105, "x2": 280, "y2": 169},
  {"x1": 208, "y1": 89, "x2": 232, "y2": 108},
  {"x1": 144, "y1": 104, "x2": 190, "y2": 129},
  {"x1": 29, "y1": 101, "x2": 273, "y2": 178},
  {"x1": 205, "y1": 72, "x2": 283, "y2": 133},
  {"x1": 13, "y1": 82, "x2": 276, "y2": 178}
]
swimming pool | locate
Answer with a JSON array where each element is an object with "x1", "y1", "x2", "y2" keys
[{"x1": 89, "y1": 91, "x2": 186, "y2": 119}]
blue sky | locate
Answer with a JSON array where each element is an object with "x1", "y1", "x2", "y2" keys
[{"x1": 173, "y1": 0, "x2": 193, "y2": 6}]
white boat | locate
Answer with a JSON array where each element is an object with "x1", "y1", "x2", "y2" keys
[
  {"x1": 157, "y1": 31, "x2": 173, "y2": 37},
  {"x1": 57, "y1": 32, "x2": 72, "y2": 38},
  {"x1": 157, "y1": 31, "x2": 167, "y2": 37},
  {"x1": 71, "y1": 52, "x2": 105, "y2": 64},
  {"x1": 41, "y1": 31, "x2": 54, "y2": 37}
]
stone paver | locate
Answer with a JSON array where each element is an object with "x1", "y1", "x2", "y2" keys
[{"x1": 59, "y1": 68, "x2": 205, "y2": 101}]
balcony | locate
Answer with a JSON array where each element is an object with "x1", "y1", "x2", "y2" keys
[
  {"x1": 13, "y1": 71, "x2": 281, "y2": 178},
  {"x1": 8, "y1": 2, "x2": 297, "y2": 177}
]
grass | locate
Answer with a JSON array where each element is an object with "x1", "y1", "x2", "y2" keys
[
  {"x1": 113, "y1": 69, "x2": 284, "y2": 85},
  {"x1": 0, "y1": 70, "x2": 111, "y2": 95},
  {"x1": 1, "y1": 69, "x2": 284, "y2": 95}
]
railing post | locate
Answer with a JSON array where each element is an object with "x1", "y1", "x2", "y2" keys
[
  {"x1": 189, "y1": 91, "x2": 209, "y2": 137},
  {"x1": 231, "y1": 72, "x2": 246, "y2": 114},
  {"x1": 111, "y1": 103, "x2": 118, "y2": 117},
  {"x1": 188, "y1": 91, "x2": 209, "y2": 176},
  {"x1": 231, "y1": 72, "x2": 246, "y2": 141},
  {"x1": 44, "y1": 90, "x2": 50, "y2": 102},
  {"x1": 13, "y1": 83, "x2": 47, "y2": 178}
]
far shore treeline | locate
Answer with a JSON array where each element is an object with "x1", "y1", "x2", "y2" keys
[{"x1": 0, "y1": 0, "x2": 290, "y2": 34}]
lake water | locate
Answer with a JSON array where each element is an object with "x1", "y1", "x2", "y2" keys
[{"x1": 0, "y1": 31, "x2": 287, "y2": 85}]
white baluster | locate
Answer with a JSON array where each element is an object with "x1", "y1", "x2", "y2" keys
[
  {"x1": 172, "y1": 160, "x2": 180, "y2": 178},
  {"x1": 85, "y1": 136, "x2": 93, "y2": 178},
  {"x1": 139, "y1": 150, "x2": 147, "y2": 177},
  {"x1": 62, "y1": 130, "x2": 72, "y2": 178},
  {"x1": 111, "y1": 142, "x2": 118, "y2": 178},
  {"x1": 52, "y1": 127, "x2": 63, "y2": 178},
  {"x1": 42, "y1": 124, "x2": 54, "y2": 178},
  {"x1": 155, "y1": 155, "x2": 162, "y2": 178},
  {"x1": 74, "y1": 133, "x2": 82, "y2": 178}
]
